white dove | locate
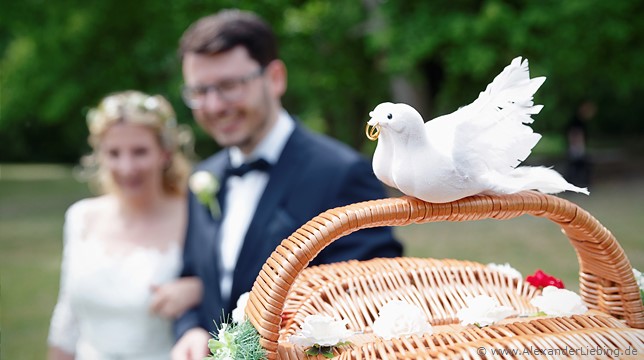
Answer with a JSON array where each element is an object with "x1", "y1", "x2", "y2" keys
[{"x1": 366, "y1": 56, "x2": 589, "y2": 203}]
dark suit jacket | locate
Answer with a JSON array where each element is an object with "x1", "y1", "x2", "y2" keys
[{"x1": 175, "y1": 123, "x2": 402, "y2": 337}]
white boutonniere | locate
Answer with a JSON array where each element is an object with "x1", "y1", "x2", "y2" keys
[
  {"x1": 457, "y1": 295, "x2": 515, "y2": 327},
  {"x1": 529, "y1": 286, "x2": 588, "y2": 316},
  {"x1": 372, "y1": 300, "x2": 432, "y2": 340},
  {"x1": 189, "y1": 171, "x2": 221, "y2": 219},
  {"x1": 289, "y1": 314, "x2": 352, "y2": 358}
]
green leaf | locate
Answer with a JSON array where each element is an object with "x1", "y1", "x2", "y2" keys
[
  {"x1": 208, "y1": 339, "x2": 225, "y2": 352},
  {"x1": 305, "y1": 347, "x2": 321, "y2": 356}
]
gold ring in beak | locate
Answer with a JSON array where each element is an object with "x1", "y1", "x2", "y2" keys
[{"x1": 366, "y1": 123, "x2": 380, "y2": 141}]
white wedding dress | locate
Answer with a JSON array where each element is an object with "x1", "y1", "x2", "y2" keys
[{"x1": 48, "y1": 200, "x2": 183, "y2": 360}]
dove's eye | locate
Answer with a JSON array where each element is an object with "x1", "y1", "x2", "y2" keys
[{"x1": 387, "y1": 113, "x2": 393, "y2": 119}]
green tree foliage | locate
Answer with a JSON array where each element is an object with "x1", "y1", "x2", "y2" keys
[
  {"x1": 2, "y1": 0, "x2": 643, "y2": 162},
  {"x1": 370, "y1": 0, "x2": 644, "y2": 133},
  {"x1": 1, "y1": 0, "x2": 187, "y2": 161}
]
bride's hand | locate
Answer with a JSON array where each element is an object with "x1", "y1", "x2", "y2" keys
[{"x1": 150, "y1": 276, "x2": 203, "y2": 318}]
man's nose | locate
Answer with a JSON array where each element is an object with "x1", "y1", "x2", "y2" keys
[{"x1": 200, "y1": 89, "x2": 227, "y2": 113}]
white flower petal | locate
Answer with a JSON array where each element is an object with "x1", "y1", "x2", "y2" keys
[
  {"x1": 232, "y1": 292, "x2": 250, "y2": 323},
  {"x1": 102, "y1": 97, "x2": 121, "y2": 116},
  {"x1": 530, "y1": 286, "x2": 588, "y2": 316},
  {"x1": 487, "y1": 263, "x2": 522, "y2": 279},
  {"x1": 292, "y1": 315, "x2": 351, "y2": 347},
  {"x1": 289, "y1": 334, "x2": 315, "y2": 348},
  {"x1": 457, "y1": 295, "x2": 515, "y2": 327},
  {"x1": 189, "y1": 171, "x2": 218, "y2": 194},
  {"x1": 633, "y1": 268, "x2": 643, "y2": 290},
  {"x1": 372, "y1": 300, "x2": 432, "y2": 340},
  {"x1": 143, "y1": 96, "x2": 160, "y2": 111}
]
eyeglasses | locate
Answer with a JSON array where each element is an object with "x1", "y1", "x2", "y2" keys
[{"x1": 181, "y1": 67, "x2": 265, "y2": 109}]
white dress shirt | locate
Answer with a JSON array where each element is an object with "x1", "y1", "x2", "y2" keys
[{"x1": 219, "y1": 110, "x2": 295, "y2": 302}]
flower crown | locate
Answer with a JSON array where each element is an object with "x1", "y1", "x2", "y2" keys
[
  {"x1": 88, "y1": 92, "x2": 175, "y2": 128},
  {"x1": 86, "y1": 91, "x2": 179, "y2": 149}
]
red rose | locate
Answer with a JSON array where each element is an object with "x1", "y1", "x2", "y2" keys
[{"x1": 526, "y1": 269, "x2": 565, "y2": 289}]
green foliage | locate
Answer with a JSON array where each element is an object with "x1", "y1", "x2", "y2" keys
[
  {"x1": 279, "y1": 1, "x2": 388, "y2": 149},
  {"x1": 2, "y1": 0, "x2": 644, "y2": 162},
  {"x1": 206, "y1": 319, "x2": 266, "y2": 360},
  {"x1": 304, "y1": 341, "x2": 351, "y2": 358},
  {"x1": 372, "y1": 0, "x2": 644, "y2": 134}
]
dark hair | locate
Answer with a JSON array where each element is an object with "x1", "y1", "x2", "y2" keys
[{"x1": 179, "y1": 9, "x2": 278, "y2": 67}]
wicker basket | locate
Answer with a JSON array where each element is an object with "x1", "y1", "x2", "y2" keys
[{"x1": 245, "y1": 191, "x2": 644, "y2": 359}]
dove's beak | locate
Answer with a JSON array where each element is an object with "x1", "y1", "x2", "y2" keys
[{"x1": 366, "y1": 119, "x2": 381, "y2": 141}]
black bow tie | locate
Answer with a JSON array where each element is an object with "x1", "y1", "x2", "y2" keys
[{"x1": 225, "y1": 158, "x2": 271, "y2": 177}]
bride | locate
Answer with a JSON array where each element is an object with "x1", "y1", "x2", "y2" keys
[{"x1": 48, "y1": 91, "x2": 202, "y2": 360}]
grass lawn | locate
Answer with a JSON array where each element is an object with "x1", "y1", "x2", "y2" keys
[
  {"x1": 1, "y1": 164, "x2": 90, "y2": 359},
  {"x1": 1, "y1": 162, "x2": 643, "y2": 359}
]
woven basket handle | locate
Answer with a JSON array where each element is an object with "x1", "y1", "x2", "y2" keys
[{"x1": 246, "y1": 192, "x2": 643, "y2": 358}]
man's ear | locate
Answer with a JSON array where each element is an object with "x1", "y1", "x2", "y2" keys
[{"x1": 265, "y1": 59, "x2": 287, "y2": 98}]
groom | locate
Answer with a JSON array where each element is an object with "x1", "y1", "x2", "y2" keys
[{"x1": 172, "y1": 9, "x2": 402, "y2": 359}]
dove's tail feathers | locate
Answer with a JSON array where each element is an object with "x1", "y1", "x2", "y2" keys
[{"x1": 485, "y1": 166, "x2": 589, "y2": 195}]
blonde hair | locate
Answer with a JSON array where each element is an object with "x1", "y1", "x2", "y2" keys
[{"x1": 80, "y1": 90, "x2": 192, "y2": 197}]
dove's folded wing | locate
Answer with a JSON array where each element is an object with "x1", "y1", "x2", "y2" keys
[
  {"x1": 452, "y1": 57, "x2": 546, "y2": 176},
  {"x1": 423, "y1": 112, "x2": 461, "y2": 160}
]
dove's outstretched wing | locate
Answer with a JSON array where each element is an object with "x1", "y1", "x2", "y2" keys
[{"x1": 451, "y1": 57, "x2": 546, "y2": 177}]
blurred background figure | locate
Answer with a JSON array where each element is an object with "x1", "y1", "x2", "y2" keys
[
  {"x1": 565, "y1": 100, "x2": 597, "y2": 189},
  {"x1": 47, "y1": 91, "x2": 202, "y2": 360}
]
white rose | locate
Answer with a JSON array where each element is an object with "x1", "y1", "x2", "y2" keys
[
  {"x1": 487, "y1": 262, "x2": 522, "y2": 279},
  {"x1": 102, "y1": 96, "x2": 121, "y2": 117},
  {"x1": 143, "y1": 96, "x2": 160, "y2": 111},
  {"x1": 372, "y1": 300, "x2": 432, "y2": 340},
  {"x1": 289, "y1": 315, "x2": 351, "y2": 347},
  {"x1": 189, "y1": 171, "x2": 218, "y2": 194},
  {"x1": 530, "y1": 286, "x2": 588, "y2": 316},
  {"x1": 231, "y1": 292, "x2": 250, "y2": 323},
  {"x1": 634, "y1": 268, "x2": 643, "y2": 290},
  {"x1": 457, "y1": 295, "x2": 515, "y2": 327}
]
